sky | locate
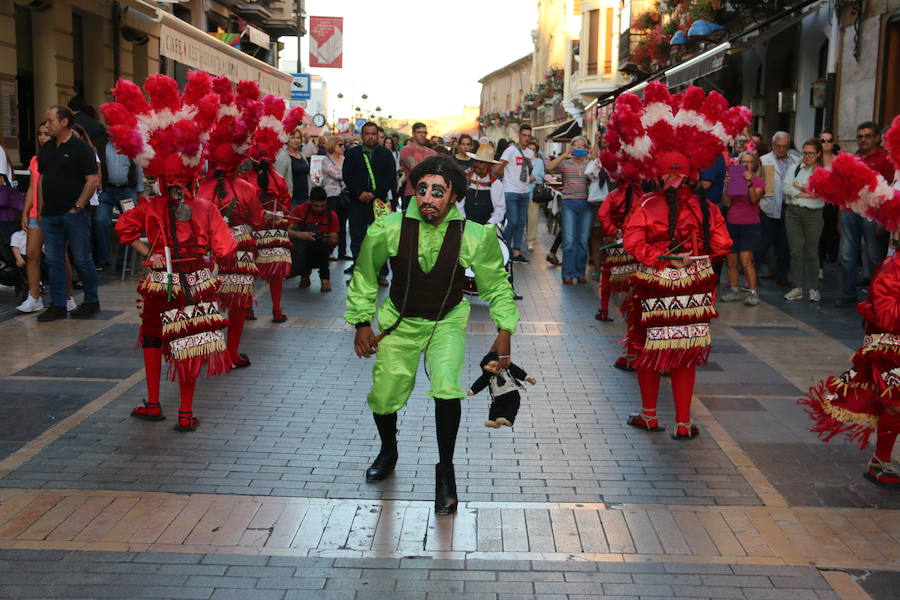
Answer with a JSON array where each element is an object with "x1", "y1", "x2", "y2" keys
[{"x1": 278, "y1": 0, "x2": 537, "y2": 121}]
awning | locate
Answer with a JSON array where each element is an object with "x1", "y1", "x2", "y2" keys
[
  {"x1": 549, "y1": 120, "x2": 581, "y2": 141},
  {"x1": 665, "y1": 42, "x2": 731, "y2": 89}
]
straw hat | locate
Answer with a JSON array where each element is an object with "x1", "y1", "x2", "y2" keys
[{"x1": 467, "y1": 143, "x2": 499, "y2": 164}]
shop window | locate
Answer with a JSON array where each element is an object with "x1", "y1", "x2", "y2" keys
[
  {"x1": 880, "y1": 16, "x2": 900, "y2": 126},
  {"x1": 174, "y1": 4, "x2": 192, "y2": 25}
]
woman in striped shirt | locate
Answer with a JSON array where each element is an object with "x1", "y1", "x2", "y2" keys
[{"x1": 545, "y1": 136, "x2": 594, "y2": 284}]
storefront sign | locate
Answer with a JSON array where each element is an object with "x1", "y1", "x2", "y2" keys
[
  {"x1": 309, "y1": 16, "x2": 343, "y2": 68},
  {"x1": 159, "y1": 23, "x2": 290, "y2": 97}
]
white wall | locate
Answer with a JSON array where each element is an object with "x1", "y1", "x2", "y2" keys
[{"x1": 793, "y1": 6, "x2": 831, "y2": 142}]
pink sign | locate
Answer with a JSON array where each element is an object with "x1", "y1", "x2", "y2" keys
[{"x1": 309, "y1": 16, "x2": 343, "y2": 69}]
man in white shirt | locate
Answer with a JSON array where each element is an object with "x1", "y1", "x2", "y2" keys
[
  {"x1": 496, "y1": 124, "x2": 536, "y2": 261},
  {"x1": 756, "y1": 131, "x2": 799, "y2": 286},
  {"x1": 459, "y1": 144, "x2": 505, "y2": 226}
]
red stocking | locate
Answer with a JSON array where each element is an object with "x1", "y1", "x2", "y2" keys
[
  {"x1": 132, "y1": 347, "x2": 164, "y2": 419},
  {"x1": 629, "y1": 369, "x2": 661, "y2": 429},
  {"x1": 874, "y1": 412, "x2": 900, "y2": 463},
  {"x1": 269, "y1": 277, "x2": 284, "y2": 316},
  {"x1": 176, "y1": 377, "x2": 199, "y2": 431},
  {"x1": 671, "y1": 366, "x2": 697, "y2": 436},
  {"x1": 144, "y1": 347, "x2": 162, "y2": 406},
  {"x1": 599, "y1": 269, "x2": 611, "y2": 312},
  {"x1": 227, "y1": 307, "x2": 246, "y2": 362}
]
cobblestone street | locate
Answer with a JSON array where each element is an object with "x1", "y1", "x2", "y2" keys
[{"x1": 0, "y1": 231, "x2": 897, "y2": 599}]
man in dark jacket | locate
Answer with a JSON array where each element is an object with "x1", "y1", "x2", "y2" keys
[{"x1": 343, "y1": 122, "x2": 397, "y2": 276}]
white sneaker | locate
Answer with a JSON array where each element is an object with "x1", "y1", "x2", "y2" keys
[
  {"x1": 818, "y1": 268, "x2": 824, "y2": 280},
  {"x1": 527, "y1": 243, "x2": 534, "y2": 251},
  {"x1": 784, "y1": 287, "x2": 803, "y2": 301},
  {"x1": 16, "y1": 295, "x2": 44, "y2": 313},
  {"x1": 744, "y1": 290, "x2": 760, "y2": 306},
  {"x1": 67, "y1": 296, "x2": 77, "y2": 312},
  {"x1": 809, "y1": 289, "x2": 821, "y2": 302}
]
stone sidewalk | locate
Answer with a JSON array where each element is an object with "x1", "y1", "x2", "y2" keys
[{"x1": 0, "y1": 228, "x2": 896, "y2": 599}]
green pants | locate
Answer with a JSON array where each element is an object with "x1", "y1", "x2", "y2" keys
[
  {"x1": 785, "y1": 204, "x2": 823, "y2": 291},
  {"x1": 368, "y1": 299, "x2": 471, "y2": 414}
]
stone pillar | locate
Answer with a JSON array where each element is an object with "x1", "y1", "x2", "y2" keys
[
  {"x1": 32, "y1": 2, "x2": 75, "y2": 114},
  {"x1": 0, "y1": 0, "x2": 18, "y2": 164}
]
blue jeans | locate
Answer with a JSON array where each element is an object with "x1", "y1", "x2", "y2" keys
[
  {"x1": 503, "y1": 191, "x2": 530, "y2": 251},
  {"x1": 94, "y1": 187, "x2": 136, "y2": 267},
  {"x1": 42, "y1": 210, "x2": 99, "y2": 307},
  {"x1": 839, "y1": 210, "x2": 888, "y2": 301},
  {"x1": 560, "y1": 198, "x2": 593, "y2": 279}
]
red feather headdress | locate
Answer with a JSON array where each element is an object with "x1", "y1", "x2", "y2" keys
[
  {"x1": 100, "y1": 71, "x2": 220, "y2": 182},
  {"x1": 247, "y1": 94, "x2": 306, "y2": 164},
  {"x1": 808, "y1": 153, "x2": 900, "y2": 232},
  {"x1": 207, "y1": 78, "x2": 263, "y2": 171}
]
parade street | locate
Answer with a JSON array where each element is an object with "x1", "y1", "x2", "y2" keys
[{"x1": 0, "y1": 227, "x2": 896, "y2": 600}]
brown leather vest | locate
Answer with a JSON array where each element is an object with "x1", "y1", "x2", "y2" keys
[{"x1": 389, "y1": 216, "x2": 465, "y2": 321}]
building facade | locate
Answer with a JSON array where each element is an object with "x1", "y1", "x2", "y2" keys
[
  {"x1": 0, "y1": 0, "x2": 298, "y2": 167},
  {"x1": 478, "y1": 53, "x2": 534, "y2": 142}
]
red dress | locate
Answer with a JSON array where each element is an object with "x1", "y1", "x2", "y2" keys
[
  {"x1": 116, "y1": 196, "x2": 237, "y2": 380},
  {"x1": 197, "y1": 176, "x2": 265, "y2": 309},
  {"x1": 242, "y1": 165, "x2": 293, "y2": 279},
  {"x1": 597, "y1": 185, "x2": 640, "y2": 293},
  {"x1": 623, "y1": 188, "x2": 732, "y2": 371},
  {"x1": 801, "y1": 254, "x2": 900, "y2": 447}
]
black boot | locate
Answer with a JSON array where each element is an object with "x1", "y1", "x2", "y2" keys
[
  {"x1": 434, "y1": 463, "x2": 457, "y2": 515},
  {"x1": 366, "y1": 412, "x2": 398, "y2": 482}
]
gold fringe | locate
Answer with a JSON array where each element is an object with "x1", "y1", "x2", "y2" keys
[
  {"x1": 232, "y1": 232, "x2": 254, "y2": 246},
  {"x1": 634, "y1": 267, "x2": 715, "y2": 289},
  {"x1": 818, "y1": 382, "x2": 879, "y2": 429},
  {"x1": 641, "y1": 306, "x2": 716, "y2": 323},
  {"x1": 219, "y1": 284, "x2": 255, "y2": 296},
  {"x1": 644, "y1": 334, "x2": 711, "y2": 351},
  {"x1": 162, "y1": 313, "x2": 227, "y2": 338},
  {"x1": 256, "y1": 255, "x2": 292, "y2": 264},
  {"x1": 170, "y1": 339, "x2": 227, "y2": 361}
]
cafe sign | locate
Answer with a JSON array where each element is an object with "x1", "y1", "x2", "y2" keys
[{"x1": 160, "y1": 23, "x2": 290, "y2": 98}]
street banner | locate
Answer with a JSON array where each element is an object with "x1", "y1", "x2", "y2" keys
[
  {"x1": 354, "y1": 118, "x2": 367, "y2": 134},
  {"x1": 309, "y1": 16, "x2": 343, "y2": 68},
  {"x1": 337, "y1": 119, "x2": 351, "y2": 135}
]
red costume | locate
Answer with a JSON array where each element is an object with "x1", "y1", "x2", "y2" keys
[
  {"x1": 103, "y1": 72, "x2": 237, "y2": 431},
  {"x1": 196, "y1": 78, "x2": 266, "y2": 368},
  {"x1": 801, "y1": 116, "x2": 900, "y2": 486},
  {"x1": 242, "y1": 95, "x2": 305, "y2": 323},
  {"x1": 612, "y1": 83, "x2": 747, "y2": 440}
]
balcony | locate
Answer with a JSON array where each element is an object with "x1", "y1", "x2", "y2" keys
[
  {"x1": 263, "y1": 1, "x2": 303, "y2": 37},
  {"x1": 236, "y1": 0, "x2": 273, "y2": 20}
]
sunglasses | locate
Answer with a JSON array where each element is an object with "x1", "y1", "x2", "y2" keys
[
  {"x1": 337, "y1": 143, "x2": 345, "y2": 147},
  {"x1": 856, "y1": 133, "x2": 875, "y2": 140},
  {"x1": 820, "y1": 138, "x2": 834, "y2": 143},
  {"x1": 802, "y1": 151, "x2": 818, "y2": 156}
]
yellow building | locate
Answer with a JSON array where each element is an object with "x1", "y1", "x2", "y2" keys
[{"x1": 0, "y1": 0, "x2": 296, "y2": 167}]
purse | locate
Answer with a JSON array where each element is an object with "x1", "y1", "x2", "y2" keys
[{"x1": 532, "y1": 183, "x2": 552, "y2": 203}]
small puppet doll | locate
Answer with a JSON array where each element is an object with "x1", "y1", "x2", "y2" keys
[{"x1": 466, "y1": 351, "x2": 536, "y2": 428}]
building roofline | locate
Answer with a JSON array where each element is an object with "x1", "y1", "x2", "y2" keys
[{"x1": 478, "y1": 53, "x2": 534, "y2": 83}]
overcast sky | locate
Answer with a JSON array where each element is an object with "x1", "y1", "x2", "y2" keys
[{"x1": 278, "y1": 0, "x2": 537, "y2": 120}]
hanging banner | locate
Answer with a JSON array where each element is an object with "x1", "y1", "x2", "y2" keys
[
  {"x1": 309, "y1": 16, "x2": 343, "y2": 68},
  {"x1": 336, "y1": 118, "x2": 351, "y2": 135}
]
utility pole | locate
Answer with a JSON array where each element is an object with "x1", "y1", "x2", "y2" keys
[{"x1": 296, "y1": 0, "x2": 305, "y2": 72}]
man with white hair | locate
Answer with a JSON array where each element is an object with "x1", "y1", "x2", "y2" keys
[{"x1": 756, "y1": 131, "x2": 799, "y2": 286}]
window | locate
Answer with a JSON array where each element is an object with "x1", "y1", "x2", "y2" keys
[
  {"x1": 587, "y1": 9, "x2": 599, "y2": 75},
  {"x1": 604, "y1": 8, "x2": 614, "y2": 74},
  {"x1": 880, "y1": 17, "x2": 900, "y2": 125}
]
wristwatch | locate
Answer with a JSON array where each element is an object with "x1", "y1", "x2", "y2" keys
[{"x1": 354, "y1": 321, "x2": 371, "y2": 329}]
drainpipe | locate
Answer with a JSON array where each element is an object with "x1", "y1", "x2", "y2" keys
[
  {"x1": 824, "y1": 0, "x2": 840, "y2": 131},
  {"x1": 112, "y1": 2, "x2": 121, "y2": 81}
]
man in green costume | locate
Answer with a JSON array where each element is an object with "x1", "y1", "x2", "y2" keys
[{"x1": 345, "y1": 154, "x2": 520, "y2": 515}]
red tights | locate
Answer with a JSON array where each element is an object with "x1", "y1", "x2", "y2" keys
[
  {"x1": 268, "y1": 277, "x2": 284, "y2": 316},
  {"x1": 875, "y1": 411, "x2": 900, "y2": 463},
  {"x1": 139, "y1": 346, "x2": 196, "y2": 423},
  {"x1": 227, "y1": 307, "x2": 246, "y2": 362},
  {"x1": 636, "y1": 366, "x2": 697, "y2": 424},
  {"x1": 599, "y1": 269, "x2": 611, "y2": 312}
]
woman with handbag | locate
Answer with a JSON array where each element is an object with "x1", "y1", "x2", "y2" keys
[
  {"x1": 321, "y1": 135, "x2": 350, "y2": 260},
  {"x1": 525, "y1": 140, "x2": 546, "y2": 252}
]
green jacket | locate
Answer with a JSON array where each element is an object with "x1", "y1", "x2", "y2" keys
[{"x1": 344, "y1": 202, "x2": 519, "y2": 333}]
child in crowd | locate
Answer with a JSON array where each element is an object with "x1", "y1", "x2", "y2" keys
[{"x1": 467, "y1": 351, "x2": 536, "y2": 428}]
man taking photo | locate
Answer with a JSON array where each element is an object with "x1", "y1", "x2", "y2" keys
[{"x1": 289, "y1": 186, "x2": 339, "y2": 293}]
